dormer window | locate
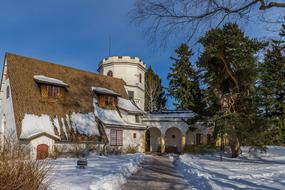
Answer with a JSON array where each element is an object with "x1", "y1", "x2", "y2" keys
[
  {"x1": 105, "y1": 96, "x2": 114, "y2": 106},
  {"x1": 47, "y1": 85, "x2": 61, "y2": 97},
  {"x1": 107, "y1": 70, "x2": 113, "y2": 77},
  {"x1": 33, "y1": 75, "x2": 68, "y2": 99}
]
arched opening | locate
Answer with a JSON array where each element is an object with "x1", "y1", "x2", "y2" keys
[
  {"x1": 107, "y1": 70, "x2": 113, "y2": 77},
  {"x1": 165, "y1": 127, "x2": 182, "y2": 153},
  {"x1": 36, "y1": 144, "x2": 49, "y2": 160},
  {"x1": 145, "y1": 127, "x2": 161, "y2": 152},
  {"x1": 186, "y1": 128, "x2": 196, "y2": 145}
]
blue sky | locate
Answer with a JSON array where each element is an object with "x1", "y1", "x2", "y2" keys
[{"x1": 0, "y1": 0, "x2": 282, "y2": 108}]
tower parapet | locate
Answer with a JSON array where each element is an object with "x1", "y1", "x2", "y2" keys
[{"x1": 98, "y1": 56, "x2": 146, "y2": 110}]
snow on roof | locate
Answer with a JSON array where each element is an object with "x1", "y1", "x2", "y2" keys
[
  {"x1": 143, "y1": 110, "x2": 196, "y2": 121},
  {"x1": 95, "y1": 105, "x2": 126, "y2": 126},
  {"x1": 94, "y1": 104, "x2": 145, "y2": 128},
  {"x1": 33, "y1": 75, "x2": 69, "y2": 87},
  {"x1": 20, "y1": 114, "x2": 59, "y2": 139},
  {"x1": 118, "y1": 97, "x2": 144, "y2": 114},
  {"x1": 69, "y1": 112, "x2": 99, "y2": 136},
  {"x1": 91, "y1": 87, "x2": 120, "y2": 96}
]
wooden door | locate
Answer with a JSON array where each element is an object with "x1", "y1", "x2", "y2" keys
[
  {"x1": 37, "y1": 144, "x2": 49, "y2": 160},
  {"x1": 145, "y1": 130, "x2": 150, "y2": 152}
]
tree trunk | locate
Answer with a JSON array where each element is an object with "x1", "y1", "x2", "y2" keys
[
  {"x1": 212, "y1": 86, "x2": 241, "y2": 157},
  {"x1": 228, "y1": 125, "x2": 241, "y2": 158}
]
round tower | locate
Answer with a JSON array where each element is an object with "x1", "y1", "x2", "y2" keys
[{"x1": 98, "y1": 56, "x2": 146, "y2": 110}]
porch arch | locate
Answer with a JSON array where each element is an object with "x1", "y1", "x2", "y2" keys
[
  {"x1": 145, "y1": 127, "x2": 161, "y2": 152},
  {"x1": 165, "y1": 127, "x2": 183, "y2": 153}
]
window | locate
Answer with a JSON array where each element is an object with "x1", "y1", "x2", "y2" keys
[
  {"x1": 133, "y1": 133, "x2": 136, "y2": 139},
  {"x1": 104, "y1": 96, "x2": 113, "y2": 106},
  {"x1": 128, "y1": 91, "x2": 134, "y2": 100},
  {"x1": 110, "y1": 129, "x2": 123, "y2": 146},
  {"x1": 47, "y1": 85, "x2": 60, "y2": 97},
  {"x1": 207, "y1": 134, "x2": 211, "y2": 145},
  {"x1": 107, "y1": 70, "x2": 113, "y2": 77},
  {"x1": 6, "y1": 86, "x2": 9, "y2": 99},
  {"x1": 196, "y1": 134, "x2": 202, "y2": 145},
  {"x1": 139, "y1": 73, "x2": 142, "y2": 83},
  {"x1": 135, "y1": 115, "x2": 140, "y2": 123}
]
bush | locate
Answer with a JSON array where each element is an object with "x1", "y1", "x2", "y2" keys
[
  {"x1": 0, "y1": 130, "x2": 51, "y2": 189},
  {"x1": 125, "y1": 146, "x2": 137, "y2": 154},
  {"x1": 0, "y1": 160, "x2": 51, "y2": 190}
]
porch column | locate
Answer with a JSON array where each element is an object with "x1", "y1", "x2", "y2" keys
[
  {"x1": 160, "y1": 135, "x2": 165, "y2": 153},
  {"x1": 181, "y1": 134, "x2": 186, "y2": 153}
]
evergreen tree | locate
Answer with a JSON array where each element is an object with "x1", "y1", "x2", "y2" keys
[
  {"x1": 167, "y1": 43, "x2": 205, "y2": 114},
  {"x1": 145, "y1": 66, "x2": 167, "y2": 112},
  {"x1": 198, "y1": 23, "x2": 264, "y2": 157},
  {"x1": 258, "y1": 25, "x2": 285, "y2": 144}
]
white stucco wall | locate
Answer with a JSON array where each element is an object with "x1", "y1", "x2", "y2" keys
[
  {"x1": 0, "y1": 77, "x2": 18, "y2": 148},
  {"x1": 105, "y1": 127, "x2": 144, "y2": 152},
  {"x1": 143, "y1": 120, "x2": 189, "y2": 135}
]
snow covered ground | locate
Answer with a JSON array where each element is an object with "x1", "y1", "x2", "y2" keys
[
  {"x1": 48, "y1": 153, "x2": 144, "y2": 190},
  {"x1": 177, "y1": 146, "x2": 285, "y2": 190}
]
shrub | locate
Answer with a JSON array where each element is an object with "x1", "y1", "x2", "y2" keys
[
  {"x1": 0, "y1": 130, "x2": 51, "y2": 189},
  {"x1": 0, "y1": 160, "x2": 51, "y2": 190},
  {"x1": 125, "y1": 146, "x2": 137, "y2": 154}
]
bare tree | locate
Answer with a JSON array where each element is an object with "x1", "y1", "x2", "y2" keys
[
  {"x1": 145, "y1": 67, "x2": 166, "y2": 112},
  {"x1": 130, "y1": 0, "x2": 285, "y2": 45}
]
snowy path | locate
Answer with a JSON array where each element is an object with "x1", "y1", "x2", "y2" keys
[{"x1": 121, "y1": 155, "x2": 190, "y2": 190}]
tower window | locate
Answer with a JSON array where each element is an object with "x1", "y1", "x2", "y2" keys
[
  {"x1": 6, "y1": 86, "x2": 10, "y2": 99},
  {"x1": 139, "y1": 73, "x2": 142, "y2": 83},
  {"x1": 107, "y1": 70, "x2": 113, "y2": 77}
]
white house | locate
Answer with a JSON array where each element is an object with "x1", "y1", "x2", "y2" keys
[{"x1": 0, "y1": 53, "x2": 213, "y2": 159}]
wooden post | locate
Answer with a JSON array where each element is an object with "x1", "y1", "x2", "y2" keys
[{"x1": 160, "y1": 135, "x2": 165, "y2": 153}]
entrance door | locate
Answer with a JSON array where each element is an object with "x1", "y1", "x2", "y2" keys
[
  {"x1": 145, "y1": 130, "x2": 150, "y2": 152},
  {"x1": 37, "y1": 144, "x2": 49, "y2": 160}
]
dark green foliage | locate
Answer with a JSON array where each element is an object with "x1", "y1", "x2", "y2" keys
[
  {"x1": 167, "y1": 43, "x2": 205, "y2": 113},
  {"x1": 198, "y1": 23, "x2": 265, "y2": 156},
  {"x1": 257, "y1": 24, "x2": 285, "y2": 145},
  {"x1": 145, "y1": 66, "x2": 167, "y2": 112}
]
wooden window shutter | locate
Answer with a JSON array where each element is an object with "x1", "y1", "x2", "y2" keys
[
  {"x1": 110, "y1": 129, "x2": 117, "y2": 146},
  {"x1": 116, "y1": 130, "x2": 123, "y2": 146},
  {"x1": 110, "y1": 129, "x2": 123, "y2": 146}
]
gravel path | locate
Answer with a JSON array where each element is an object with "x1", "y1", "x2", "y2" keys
[{"x1": 121, "y1": 155, "x2": 190, "y2": 190}]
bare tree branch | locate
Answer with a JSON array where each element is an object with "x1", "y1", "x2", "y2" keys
[{"x1": 130, "y1": 0, "x2": 285, "y2": 46}]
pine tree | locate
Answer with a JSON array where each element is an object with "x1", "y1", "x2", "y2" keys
[
  {"x1": 145, "y1": 66, "x2": 167, "y2": 112},
  {"x1": 167, "y1": 43, "x2": 205, "y2": 114},
  {"x1": 258, "y1": 25, "x2": 285, "y2": 144},
  {"x1": 198, "y1": 23, "x2": 264, "y2": 157}
]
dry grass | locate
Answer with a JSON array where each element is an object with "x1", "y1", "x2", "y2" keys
[{"x1": 0, "y1": 131, "x2": 51, "y2": 190}]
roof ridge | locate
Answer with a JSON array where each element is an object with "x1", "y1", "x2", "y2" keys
[{"x1": 5, "y1": 52, "x2": 125, "y2": 84}]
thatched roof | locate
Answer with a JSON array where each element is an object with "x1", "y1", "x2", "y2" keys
[{"x1": 5, "y1": 53, "x2": 128, "y2": 142}]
